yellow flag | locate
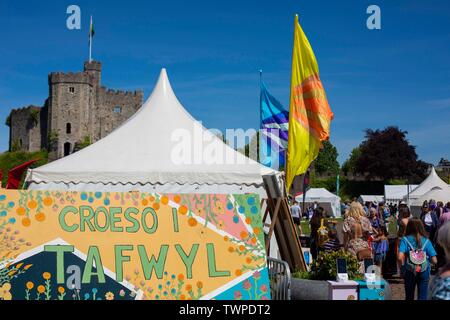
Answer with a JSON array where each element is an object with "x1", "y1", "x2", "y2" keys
[{"x1": 286, "y1": 15, "x2": 334, "y2": 192}]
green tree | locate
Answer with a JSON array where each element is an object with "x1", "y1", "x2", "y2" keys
[
  {"x1": 314, "y1": 140, "x2": 339, "y2": 175},
  {"x1": 73, "y1": 136, "x2": 92, "y2": 153},
  {"x1": 342, "y1": 146, "x2": 362, "y2": 175},
  {"x1": 11, "y1": 139, "x2": 22, "y2": 152},
  {"x1": 28, "y1": 109, "x2": 40, "y2": 127},
  {"x1": 355, "y1": 126, "x2": 429, "y2": 182},
  {"x1": 47, "y1": 130, "x2": 59, "y2": 152}
]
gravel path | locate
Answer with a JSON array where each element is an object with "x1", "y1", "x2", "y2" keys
[
  {"x1": 388, "y1": 275, "x2": 437, "y2": 300},
  {"x1": 387, "y1": 277, "x2": 405, "y2": 300}
]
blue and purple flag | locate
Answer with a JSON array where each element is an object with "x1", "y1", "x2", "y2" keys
[{"x1": 259, "y1": 82, "x2": 289, "y2": 169}]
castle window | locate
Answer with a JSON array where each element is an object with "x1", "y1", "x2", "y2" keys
[
  {"x1": 69, "y1": 87, "x2": 75, "y2": 93},
  {"x1": 114, "y1": 106, "x2": 122, "y2": 114},
  {"x1": 64, "y1": 142, "x2": 71, "y2": 157},
  {"x1": 66, "y1": 123, "x2": 72, "y2": 134}
]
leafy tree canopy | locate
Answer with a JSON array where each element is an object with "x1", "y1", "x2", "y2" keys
[
  {"x1": 354, "y1": 126, "x2": 429, "y2": 182},
  {"x1": 342, "y1": 146, "x2": 362, "y2": 175},
  {"x1": 314, "y1": 140, "x2": 339, "y2": 175}
]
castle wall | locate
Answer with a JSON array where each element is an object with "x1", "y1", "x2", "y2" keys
[
  {"x1": 95, "y1": 88, "x2": 143, "y2": 139},
  {"x1": 9, "y1": 106, "x2": 43, "y2": 152}
]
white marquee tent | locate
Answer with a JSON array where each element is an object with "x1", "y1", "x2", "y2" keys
[
  {"x1": 25, "y1": 69, "x2": 279, "y2": 198},
  {"x1": 358, "y1": 195, "x2": 384, "y2": 204},
  {"x1": 410, "y1": 187, "x2": 450, "y2": 217},
  {"x1": 407, "y1": 167, "x2": 449, "y2": 201},
  {"x1": 384, "y1": 185, "x2": 418, "y2": 203},
  {"x1": 295, "y1": 188, "x2": 341, "y2": 218}
]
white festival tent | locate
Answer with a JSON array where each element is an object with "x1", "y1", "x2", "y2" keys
[
  {"x1": 410, "y1": 187, "x2": 450, "y2": 217},
  {"x1": 295, "y1": 188, "x2": 341, "y2": 218},
  {"x1": 384, "y1": 185, "x2": 419, "y2": 203},
  {"x1": 406, "y1": 167, "x2": 449, "y2": 202},
  {"x1": 25, "y1": 69, "x2": 280, "y2": 198},
  {"x1": 358, "y1": 195, "x2": 384, "y2": 204}
]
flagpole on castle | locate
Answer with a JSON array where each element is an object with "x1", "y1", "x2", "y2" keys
[{"x1": 89, "y1": 15, "x2": 93, "y2": 63}]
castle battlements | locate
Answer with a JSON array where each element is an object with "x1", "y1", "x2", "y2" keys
[
  {"x1": 84, "y1": 60, "x2": 102, "y2": 72},
  {"x1": 49, "y1": 72, "x2": 95, "y2": 85},
  {"x1": 101, "y1": 87, "x2": 143, "y2": 97},
  {"x1": 10, "y1": 105, "x2": 42, "y2": 115}
]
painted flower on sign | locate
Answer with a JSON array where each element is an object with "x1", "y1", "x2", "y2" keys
[
  {"x1": 0, "y1": 283, "x2": 12, "y2": 300},
  {"x1": 243, "y1": 280, "x2": 251, "y2": 290},
  {"x1": 105, "y1": 292, "x2": 114, "y2": 300}
]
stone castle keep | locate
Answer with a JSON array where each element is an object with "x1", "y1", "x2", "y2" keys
[{"x1": 7, "y1": 61, "x2": 143, "y2": 160}]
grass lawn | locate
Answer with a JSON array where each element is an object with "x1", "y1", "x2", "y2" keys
[{"x1": 300, "y1": 220, "x2": 311, "y2": 236}]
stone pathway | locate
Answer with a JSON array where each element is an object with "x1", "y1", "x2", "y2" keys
[
  {"x1": 387, "y1": 277, "x2": 405, "y2": 300},
  {"x1": 387, "y1": 275, "x2": 436, "y2": 300}
]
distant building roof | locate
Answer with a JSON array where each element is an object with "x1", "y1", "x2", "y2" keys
[{"x1": 437, "y1": 158, "x2": 450, "y2": 169}]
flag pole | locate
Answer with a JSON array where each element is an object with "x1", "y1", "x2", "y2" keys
[
  {"x1": 258, "y1": 69, "x2": 263, "y2": 163},
  {"x1": 89, "y1": 15, "x2": 93, "y2": 62},
  {"x1": 285, "y1": 13, "x2": 298, "y2": 199},
  {"x1": 259, "y1": 69, "x2": 262, "y2": 131}
]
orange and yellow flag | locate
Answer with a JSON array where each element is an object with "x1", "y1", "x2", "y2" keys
[{"x1": 286, "y1": 15, "x2": 334, "y2": 192}]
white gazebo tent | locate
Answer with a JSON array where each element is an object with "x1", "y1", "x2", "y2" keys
[
  {"x1": 295, "y1": 188, "x2": 341, "y2": 218},
  {"x1": 407, "y1": 167, "x2": 449, "y2": 202},
  {"x1": 25, "y1": 69, "x2": 279, "y2": 198},
  {"x1": 358, "y1": 195, "x2": 384, "y2": 205},
  {"x1": 384, "y1": 185, "x2": 418, "y2": 204},
  {"x1": 410, "y1": 187, "x2": 450, "y2": 217}
]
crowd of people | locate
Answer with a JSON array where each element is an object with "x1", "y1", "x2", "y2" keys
[{"x1": 291, "y1": 198, "x2": 450, "y2": 300}]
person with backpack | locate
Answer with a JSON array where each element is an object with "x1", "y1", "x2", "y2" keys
[{"x1": 398, "y1": 218, "x2": 437, "y2": 300}]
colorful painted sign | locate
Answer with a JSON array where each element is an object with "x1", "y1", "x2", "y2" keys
[{"x1": 0, "y1": 190, "x2": 270, "y2": 300}]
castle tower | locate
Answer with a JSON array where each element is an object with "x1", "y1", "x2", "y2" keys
[
  {"x1": 84, "y1": 60, "x2": 102, "y2": 85},
  {"x1": 47, "y1": 62, "x2": 99, "y2": 160}
]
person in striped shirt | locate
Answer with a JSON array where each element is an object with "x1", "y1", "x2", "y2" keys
[{"x1": 323, "y1": 229, "x2": 342, "y2": 253}]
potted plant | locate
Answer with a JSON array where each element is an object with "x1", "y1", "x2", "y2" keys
[{"x1": 291, "y1": 250, "x2": 363, "y2": 300}]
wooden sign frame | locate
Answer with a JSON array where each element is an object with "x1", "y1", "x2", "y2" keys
[{"x1": 262, "y1": 175, "x2": 306, "y2": 272}]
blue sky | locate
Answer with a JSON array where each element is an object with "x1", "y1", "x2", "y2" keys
[{"x1": 0, "y1": 0, "x2": 449, "y2": 164}]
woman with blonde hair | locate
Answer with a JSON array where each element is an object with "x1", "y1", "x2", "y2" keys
[{"x1": 343, "y1": 202, "x2": 376, "y2": 260}]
